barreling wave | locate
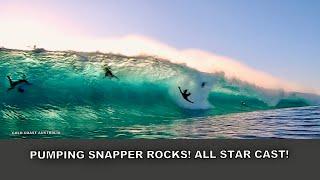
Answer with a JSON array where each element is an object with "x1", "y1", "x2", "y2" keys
[{"x1": 0, "y1": 48, "x2": 319, "y2": 121}]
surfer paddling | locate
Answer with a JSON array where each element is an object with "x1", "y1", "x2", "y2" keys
[
  {"x1": 31, "y1": 45, "x2": 46, "y2": 53},
  {"x1": 178, "y1": 87, "x2": 194, "y2": 103},
  {"x1": 7, "y1": 74, "x2": 31, "y2": 93},
  {"x1": 104, "y1": 66, "x2": 119, "y2": 80}
]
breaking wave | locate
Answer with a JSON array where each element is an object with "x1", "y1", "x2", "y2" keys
[{"x1": 0, "y1": 48, "x2": 319, "y2": 120}]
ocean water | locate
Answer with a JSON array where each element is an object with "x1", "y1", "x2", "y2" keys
[{"x1": 0, "y1": 49, "x2": 319, "y2": 139}]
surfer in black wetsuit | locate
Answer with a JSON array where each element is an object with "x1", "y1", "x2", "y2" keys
[
  {"x1": 241, "y1": 101, "x2": 248, "y2": 107},
  {"x1": 104, "y1": 66, "x2": 119, "y2": 80},
  {"x1": 7, "y1": 74, "x2": 31, "y2": 92},
  {"x1": 31, "y1": 45, "x2": 46, "y2": 53},
  {"x1": 201, "y1": 82, "x2": 206, "y2": 88},
  {"x1": 178, "y1": 87, "x2": 194, "y2": 103}
]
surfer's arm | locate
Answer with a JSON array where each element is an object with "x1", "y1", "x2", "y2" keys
[
  {"x1": 7, "y1": 76, "x2": 13, "y2": 86},
  {"x1": 178, "y1": 87, "x2": 183, "y2": 94}
]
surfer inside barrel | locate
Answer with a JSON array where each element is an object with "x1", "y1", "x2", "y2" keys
[
  {"x1": 104, "y1": 66, "x2": 119, "y2": 80},
  {"x1": 178, "y1": 86, "x2": 194, "y2": 103},
  {"x1": 7, "y1": 74, "x2": 31, "y2": 93},
  {"x1": 201, "y1": 82, "x2": 206, "y2": 88},
  {"x1": 241, "y1": 101, "x2": 248, "y2": 107}
]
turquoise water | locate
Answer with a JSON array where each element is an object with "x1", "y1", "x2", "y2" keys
[{"x1": 0, "y1": 49, "x2": 319, "y2": 139}]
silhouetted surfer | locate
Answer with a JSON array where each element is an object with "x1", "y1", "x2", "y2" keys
[
  {"x1": 178, "y1": 87, "x2": 194, "y2": 103},
  {"x1": 201, "y1": 82, "x2": 206, "y2": 88},
  {"x1": 31, "y1": 45, "x2": 46, "y2": 53},
  {"x1": 7, "y1": 74, "x2": 31, "y2": 92},
  {"x1": 104, "y1": 66, "x2": 119, "y2": 80},
  {"x1": 241, "y1": 101, "x2": 248, "y2": 107}
]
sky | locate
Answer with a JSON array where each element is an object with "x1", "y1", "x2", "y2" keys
[{"x1": 0, "y1": 0, "x2": 319, "y2": 93}]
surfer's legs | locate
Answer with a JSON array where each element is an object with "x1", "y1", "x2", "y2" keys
[{"x1": 112, "y1": 75, "x2": 119, "y2": 80}]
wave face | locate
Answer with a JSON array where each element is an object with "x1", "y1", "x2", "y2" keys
[{"x1": 0, "y1": 49, "x2": 319, "y2": 138}]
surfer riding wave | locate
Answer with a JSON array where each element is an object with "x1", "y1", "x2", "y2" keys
[
  {"x1": 7, "y1": 74, "x2": 31, "y2": 92},
  {"x1": 178, "y1": 86, "x2": 194, "y2": 103}
]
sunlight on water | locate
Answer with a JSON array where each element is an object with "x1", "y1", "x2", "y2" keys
[{"x1": 120, "y1": 106, "x2": 320, "y2": 139}]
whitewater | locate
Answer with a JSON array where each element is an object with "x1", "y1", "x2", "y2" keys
[{"x1": 0, "y1": 48, "x2": 319, "y2": 139}]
